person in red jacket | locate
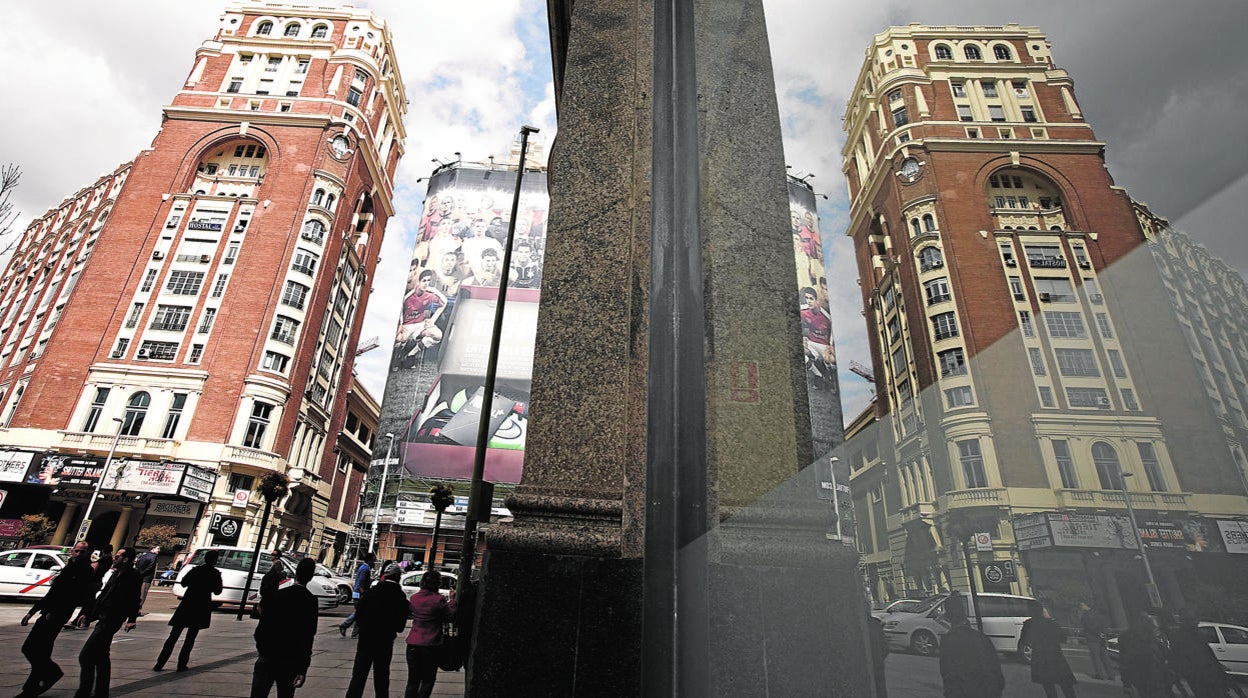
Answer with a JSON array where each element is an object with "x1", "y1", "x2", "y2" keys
[{"x1": 405, "y1": 571, "x2": 457, "y2": 698}]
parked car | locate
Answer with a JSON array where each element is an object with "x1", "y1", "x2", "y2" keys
[
  {"x1": 0, "y1": 548, "x2": 72, "y2": 599},
  {"x1": 1106, "y1": 620, "x2": 1248, "y2": 677},
  {"x1": 175, "y1": 547, "x2": 338, "y2": 610},
  {"x1": 312, "y1": 562, "x2": 356, "y2": 605},
  {"x1": 872, "y1": 598, "x2": 928, "y2": 620},
  {"x1": 881, "y1": 591, "x2": 1043, "y2": 659},
  {"x1": 400, "y1": 569, "x2": 458, "y2": 599}
]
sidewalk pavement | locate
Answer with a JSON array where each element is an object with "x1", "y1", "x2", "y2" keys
[{"x1": 0, "y1": 589, "x2": 464, "y2": 697}]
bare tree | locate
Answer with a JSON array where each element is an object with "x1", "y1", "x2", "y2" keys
[{"x1": 0, "y1": 163, "x2": 22, "y2": 255}]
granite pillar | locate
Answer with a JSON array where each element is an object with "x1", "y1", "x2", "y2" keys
[
  {"x1": 467, "y1": 0, "x2": 873, "y2": 694},
  {"x1": 51, "y1": 502, "x2": 79, "y2": 546}
]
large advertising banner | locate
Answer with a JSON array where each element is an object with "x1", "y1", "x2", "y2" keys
[{"x1": 378, "y1": 165, "x2": 549, "y2": 484}]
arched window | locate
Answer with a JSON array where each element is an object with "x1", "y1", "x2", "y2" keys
[
  {"x1": 301, "y1": 219, "x2": 326, "y2": 245},
  {"x1": 325, "y1": 193, "x2": 336, "y2": 211},
  {"x1": 922, "y1": 214, "x2": 936, "y2": 232},
  {"x1": 311, "y1": 24, "x2": 328, "y2": 39},
  {"x1": 965, "y1": 45, "x2": 982, "y2": 60},
  {"x1": 918, "y1": 246, "x2": 943, "y2": 271},
  {"x1": 284, "y1": 23, "x2": 300, "y2": 37},
  {"x1": 1092, "y1": 442, "x2": 1124, "y2": 490},
  {"x1": 993, "y1": 44, "x2": 1012, "y2": 61},
  {"x1": 934, "y1": 44, "x2": 952, "y2": 60},
  {"x1": 256, "y1": 21, "x2": 273, "y2": 36},
  {"x1": 312, "y1": 189, "x2": 325, "y2": 206},
  {"x1": 121, "y1": 391, "x2": 151, "y2": 437},
  {"x1": 910, "y1": 219, "x2": 922, "y2": 237}
]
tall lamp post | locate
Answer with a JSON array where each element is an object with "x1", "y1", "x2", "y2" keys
[
  {"x1": 368, "y1": 433, "x2": 396, "y2": 554},
  {"x1": 829, "y1": 456, "x2": 843, "y2": 541},
  {"x1": 77, "y1": 417, "x2": 125, "y2": 543},
  {"x1": 1116, "y1": 466, "x2": 1163, "y2": 608},
  {"x1": 235, "y1": 468, "x2": 297, "y2": 620}
]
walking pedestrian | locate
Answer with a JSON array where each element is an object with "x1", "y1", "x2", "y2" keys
[
  {"x1": 339, "y1": 552, "x2": 374, "y2": 638},
  {"x1": 1119, "y1": 610, "x2": 1172, "y2": 698},
  {"x1": 1078, "y1": 601, "x2": 1115, "y2": 681},
  {"x1": 404, "y1": 570, "x2": 457, "y2": 698},
  {"x1": 1167, "y1": 607, "x2": 1235, "y2": 698},
  {"x1": 257, "y1": 550, "x2": 288, "y2": 616},
  {"x1": 250, "y1": 557, "x2": 318, "y2": 698},
  {"x1": 76, "y1": 547, "x2": 142, "y2": 698},
  {"x1": 938, "y1": 593, "x2": 1004, "y2": 698},
  {"x1": 134, "y1": 547, "x2": 160, "y2": 612},
  {"x1": 19, "y1": 541, "x2": 94, "y2": 698},
  {"x1": 346, "y1": 564, "x2": 411, "y2": 698},
  {"x1": 1021, "y1": 605, "x2": 1077, "y2": 698},
  {"x1": 71, "y1": 544, "x2": 114, "y2": 630},
  {"x1": 154, "y1": 549, "x2": 224, "y2": 672}
]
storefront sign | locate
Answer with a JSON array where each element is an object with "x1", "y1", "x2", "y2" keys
[
  {"x1": 1217, "y1": 520, "x2": 1248, "y2": 554},
  {"x1": 106, "y1": 460, "x2": 184, "y2": 496},
  {"x1": 232, "y1": 489, "x2": 250, "y2": 508},
  {"x1": 208, "y1": 513, "x2": 242, "y2": 546},
  {"x1": 178, "y1": 464, "x2": 216, "y2": 503},
  {"x1": 1048, "y1": 513, "x2": 1137, "y2": 549},
  {"x1": 0, "y1": 519, "x2": 22, "y2": 537},
  {"x1": 0, "y1": 451, "x2": 36, "y2": 483},
  {"x1": 1137, "y1": 518, "x2": 1192, "y2": 550},
  {"x1": 25, "y1": 453, "x2": 105, "y2": 488},
  {"x1": 148, "y1": 499, "x2": 197, "y2": 518}
]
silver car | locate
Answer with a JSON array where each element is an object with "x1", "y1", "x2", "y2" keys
[{"x1": 175, "y1": 547, "x2": 339, "y2": 610}]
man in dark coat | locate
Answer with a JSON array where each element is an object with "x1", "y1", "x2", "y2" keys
[
  {"x1": 19, "y1": 541, "x2": 93, "y2": 697},
  {"x1": 1078, "y1": 601, "x2": 1115, "y2": 680},
  {"x1": 867, "y1": 612, "x2": 890, "y2": 697},
  {"x1": 1167, "y1": 607, "x2": 1236, "y2": 698},
  {"x1": 257, "y1": 549, "x2": 288, "y2": 616},
  {"x1": 1021, "y1": 607, "x2": 1077, "y2": 698},
  {"x1": 77, "y1": 547, "x2": 142, "y2": 698},
  {"x1": 134, "y1": 546, "x2": 160, "y2": 611},
  {"x1": 155, "y1": 549, "x2": 224, "y2": 671},
  {"x1": 938, "y1": 593, "x2": 1004, "y2": 698},
  {"x1": 346, "y1": 564, "x2": 412, "y2": 698},
  {"x1": 73, "y1": 544, "x2": 114, "y2": 629},
  {"x1": 251, "y1": 557, "x2": 319, "y2": 698},
  {"x1": 339, "y1": 552, "x2": 374, "y2": 638}
]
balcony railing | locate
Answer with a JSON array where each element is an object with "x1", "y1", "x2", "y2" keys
[
  {"x1": 58, "y1": 431, "x2": 176, "y2": 456},
  {"x1": 941, "y1": 487, "x2": 1008, "y2": 508},
  {"x1": 1055, "y1": 489, "x2": 1192, "y2": 511},
  {"x1": 223, "y1": 444, "x2": 283, "y2": 470}
]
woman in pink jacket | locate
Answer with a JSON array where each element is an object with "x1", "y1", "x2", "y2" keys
[{"x1": 405, "y1": 571, "x2": 456, "y2": 698}]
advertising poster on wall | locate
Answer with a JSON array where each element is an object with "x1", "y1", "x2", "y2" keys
[
  {"x1": 377, "y1": 164, "x2": 549, "y2": 484},
  {"x1": 0, "y1": 451, "x2": 36, "y2": 483}
]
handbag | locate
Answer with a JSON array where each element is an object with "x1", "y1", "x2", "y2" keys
[{"x1": 436, "y1": 623, "x2": 466, "y2": 672}]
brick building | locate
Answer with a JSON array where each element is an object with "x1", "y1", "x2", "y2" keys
[
  {"x1": 0, "y1": 1, "x2": 403, "y2": 563},
  {"x1": 841, "y1": 24, "x2": 1248, "y2": 627}
]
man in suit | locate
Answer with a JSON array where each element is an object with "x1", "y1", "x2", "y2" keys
[
  {"x1": 346, "y1": 564, "x2": 411, "y2": 698},
  {"x1": 19, "y1": 541, "x2": 94, "y2": 697},
  {"x1": 251, "y1": 557, "x2": 319, "y2": 698},
  {"x1": 77, "y1": 547, "x2": 142, "y2": 697}
]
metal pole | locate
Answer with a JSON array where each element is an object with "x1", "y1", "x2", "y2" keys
[
  {"x1": 77, "y1": 417, "x2": 125, "y2": 542},
  {"x1": 368, "y1": 433, "x2": 395, "y2": 554},
  {"x1": 829, "y1": 456, "x2": 843, "y2": 540},
  {"x1": 1117, "y1": 469, "x2": 1163, "y2": 608},
  {"x1": 962, "y1": 540, "x2": 984, "y2": 632},
  {"x1": 235, "y1": 496, "x2": 273, "y2": 621},
  {"x1": 457, "y1": 124, "x2": 539, "y2": 597}
]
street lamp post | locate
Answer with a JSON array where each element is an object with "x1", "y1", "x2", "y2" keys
[
  {"x1": 829, "y1": 456, "x2": 843, "y2": 541},
  {"x1": 1116, "y1": 467, "x2": 1163, "y2": 608},
  {"x1": 235, "y1": 468, "x2": 298, "y2": 621},
  {"x1": 77, "y1": 417, "x2": 125, "y2": 543},
  {"x1": 368, "y1": 433, "x2": 396, "y2": 554}
]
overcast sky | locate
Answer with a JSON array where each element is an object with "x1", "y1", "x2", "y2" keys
[{"x1": 2, "y1": 0, "x2": 1245, "y2": 424}]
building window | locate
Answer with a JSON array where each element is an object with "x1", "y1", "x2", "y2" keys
[
  {"x1": 141, "y1": 269, "x2": 159, "y2": 293},
  {"x1": 957, "y1": 105, "x2": 973, "y2": 121},
  {"x1": 311, "y1": 24, "x2": 328, "y2": 38},
  {"x1": 227, "y1": 79, "x2": 242, "y2": 94},
  {"x1": 1137, "y1": 442, "x2": 1166, "y2": 492},
  {"x1": 1035, "y1": 277, "x2": 1075, "y2": 303},
  {"x1": 932, "y1": 312, "x2": 959, "y2": 340},
  {"x1": 964, "y1": 45, "x2": 982, "y2": 60},
  {"x1": 1068, "y1": 387, "x2": 1111, "y2": 409},
  {"x1": 243, "y1": 401, "x2": 274, "y2": 449},
  {"x1": 271, "y1": 315, "x2": 300, "y2": 345},
  {"x1": 311, "y1": 189, "x2": 325, "y2": 206},
  {"x1": 224, "y1": 243, "x2": 240, "y2": 264},
  {"x1": 1053, "y1": 440, "x2": 1078, "y2": 488},
  {"x1": 918, "y1": 246, "x2": 943, "y2": 271},
  {"x1": 891, "y1": 346, "x2": 907, "y2": 377},
  {"x1": 1055, "y1": 348, "x2": 1099, "y2": 377},
  {"x1": 1038, "y1": 386, "x2": 1054, "y2": 408},
  {"x1": 198, "y1": 307, "x2": 217, "y2": 334},
  {"x1": 150, "y1": 304, "x2": 192, "y2": 332},
  {"x1": 921, "y1": 214, "x2": 935, "y2": 232},
  {"x1": 161, "y1": 393, "x2": 187, "y2": 439},
  {"x1": 1092, "y1": 442, "x2": 1123, "y2": 490},
  {"x1": 112, "y1": 338, "x2": 130, "y2": 359},
  {"x1": 946, "y1": 386, "x2": 974, "y2": 407},
  {"x1": 283, "y1": 23, "x2": 300, "y2": 37},
  {"x1": 124, "y1": 303, "x2": 144, "y2": 329},
  {"x1": 82, "y1": 387, "x2": 110, "y2": 432},
  {"x1": 988, "y1": 105, "x2": 1006, "y2": 122},
  {"x1": 910, "y1": 219, "x2": 922, "y2": 237},
  {"x1": 938, "y1": 348, "x2": 967, "y2": 376},
  {"x1": 1009, "y1": 276, "x2": 1025, "y2": 300},
  {"x1": 888, "y1": 89, "x2": 903, "y2": 104},
  {"x1": 165, "y1": 271, "x2": 205, "y2": 296},
  {"x1": 1121, "y1": 388, "x2": 1140, "y2": 411},
  {"x1": 211, "y1": 274, "x2": 229, "y2": 298},
  {"x1": 1095, "y1": 313, "x2": 1113, "y2": 339},
  {"x1": 966, "y1": 128, "x2": 980, "y2": 139},
  {"x1": 120, "y1": 391, "x2": 150, "y2": 436},
  {"x1": 1028, "y1": 347, "x2": 1047, "y2": 376},
  {"x1": 958, "y1": 440, "x2": 989, "y2": 488},
  {"x1": 296, "y1": 59, "x2": 310, "y2": 74},
  {"x1": 951, "y1": 81, "x2": 966, "y2": 98},
  {"x1": 256, "y1": 21, "x2": 273, "y2": 36},
  {"x1": 281, "y1": 281, "x2": 309, "y2": 310},
  {"x1": 993, "y1": 44, "x2": 1012, "y2": 61},
  {"x1": 1107, "y1": 349, "x2": 1127, "y2": 378},
  {"x1": 924, "y1": 277, "x2": 951, "y2": 305},
  {"x1": 262, "y1": 351, "x2": 290, "y2": 374},
  {"x1": 301, "y1": 220, "x2": 326, "y2": 245},
  {"x1": 189, "y1": 344, "x2": 203, "y2": 364},
  {"x1": 1021, "y1": 106, "x2": 1037, "y2": 123},
  {"x1": 891, "y1": 106, "x2": 908, "y2": 128},
  {"x1": 1012, "y1": 80, "x2": 1030, "y2": 98},
  {"x1": 137, "y1": 340, "x2": 179, "y2": 361},
  {"x1": 935, "y1": 44, "x2": 952, "y2": 60},
  {"x1": 291, "y1": 250, "x2": 319, "y2": 276},
  {"x1": 1019, "y1": 311, "x2": 1035, "y2": 337}
]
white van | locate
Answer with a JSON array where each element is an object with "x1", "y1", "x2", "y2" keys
[
  {"x1": 175, "y1": 547, "x2": 339, "y2": 610},
  {"x1": 881, "y1": 592, "x2": 1043, "y2": 659}
]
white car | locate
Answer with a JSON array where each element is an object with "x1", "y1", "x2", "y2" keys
[
  {"x1": 1107, "y1": 621, "x2": 1248, "y2": 677},
  {"x1": 881, "y1": 592, "x2": 1043, "y2": 659},
  {"x1": 0, "y1": 548, "x2": 72, "y2": 599},
  {"x1": 872, "y1": 598, "x2": 927, "y2": 620},
  {"x1": 400, "y1": 569, "x2": 457, "y2": 599},
  {"x1": 175, "y1": 547, "x2": 339, "y2": 610}
]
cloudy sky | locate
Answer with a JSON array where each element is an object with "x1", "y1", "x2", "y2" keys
[{"x1": 3, "y1": 0, "x2": 1245, "y2": 424}]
